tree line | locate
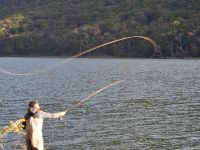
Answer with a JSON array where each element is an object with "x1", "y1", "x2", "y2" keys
[{"x1": 0, "y1": 0, "x2": 200, "y2": 57}]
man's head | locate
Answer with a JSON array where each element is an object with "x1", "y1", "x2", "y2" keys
[{"x1": 28, "y1": 100, "x2": 40, "y2": 113}]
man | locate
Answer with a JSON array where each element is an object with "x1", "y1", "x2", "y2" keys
[{"x1": 24, "y1": 100, "x2": 66, "y2": 150}]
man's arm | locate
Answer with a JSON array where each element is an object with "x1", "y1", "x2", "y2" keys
[{"x1": 34, "y1": 110, "x2": 66, "y2": 119}]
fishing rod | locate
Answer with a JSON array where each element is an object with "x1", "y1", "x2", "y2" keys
[{"x1": 64, "y1": 79, "x2": 125, "y2": 113}]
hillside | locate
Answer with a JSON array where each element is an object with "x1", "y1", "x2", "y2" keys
[{"x1": 0, "y1": 0, "x2": 200, "y2": 57}]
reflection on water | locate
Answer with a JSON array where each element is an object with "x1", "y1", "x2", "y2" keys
[{"x1": 0, "y1": 58, "x2": 200, "y2": 150}]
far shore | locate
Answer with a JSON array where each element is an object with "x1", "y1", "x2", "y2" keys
[{"x1": 0, "y1": 55, "x2": 200, "y2": 60}]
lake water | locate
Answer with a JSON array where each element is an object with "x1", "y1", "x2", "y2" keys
[{"x1": 0, "y1": 58, "x2": 200, "y2": 150}]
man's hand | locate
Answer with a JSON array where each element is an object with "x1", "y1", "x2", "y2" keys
[
  {"x1": 58, "y1": 111, "x2": 66, "y2": 120},
  {"x1": 60, "y1": 111, "x2": 66, "y2": 116}
]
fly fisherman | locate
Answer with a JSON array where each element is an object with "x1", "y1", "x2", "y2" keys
[{"x1": 24, "y1": 100, "x2": 66, "y2": 150}]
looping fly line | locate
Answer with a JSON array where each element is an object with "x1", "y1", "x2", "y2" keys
[{"x1": 0, "y1": 36, "x2": 158, "y2": 76}]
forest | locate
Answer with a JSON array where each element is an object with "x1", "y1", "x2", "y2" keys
[{"x1": 0, "y1": 0, "x2": 200, "y2": 57}]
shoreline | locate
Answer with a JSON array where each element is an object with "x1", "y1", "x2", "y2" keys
[
  {"x1": 0, "y1": 54, "x2": 200, "y2": 60},
  {"x1": 0, "y1": 55, "x2": 199, "y2": 60}
]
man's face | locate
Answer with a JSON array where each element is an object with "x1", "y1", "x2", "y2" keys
[{"x1": 34, "y1": 103, "x2": 40, "y2": 110}]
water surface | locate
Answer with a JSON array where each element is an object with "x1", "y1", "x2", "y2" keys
[{"x1": 0, "y1": 58, "x2": 200, "y2": 150}]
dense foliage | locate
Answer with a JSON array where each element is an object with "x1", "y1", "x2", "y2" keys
[{"x1": 0, "y1": 0, "x2": 200, "y2": 57}]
